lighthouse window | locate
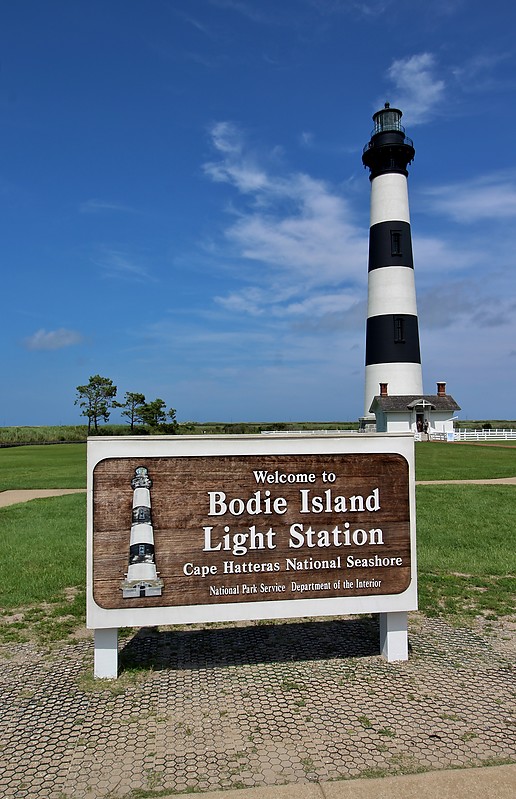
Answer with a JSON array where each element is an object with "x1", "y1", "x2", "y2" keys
[
  {"x1": 391, "y1": 230, "x2": 402, "y2": 256},
  {"x1": 394, "y1": 316, "x2": 405, "y2": 343}
]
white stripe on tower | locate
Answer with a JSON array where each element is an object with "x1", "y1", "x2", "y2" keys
[{"x1": 362, "y1": 104, "x2": 423, "y2": 418}]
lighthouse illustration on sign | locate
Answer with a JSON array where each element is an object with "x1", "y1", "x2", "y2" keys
[
  {"x1": 362, "y1": 103, "x2": 423, "y2": 421},
  {"x1": 121, "y1": 466, "x2": 164, "y2": 598}
]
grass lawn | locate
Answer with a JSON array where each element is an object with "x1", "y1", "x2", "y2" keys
[
  {"x1": 470, "y1": 440, "x2": 516, "y2": 446},
  {"x1": 416, "y1": 485, "x2": 515, "y2": 618},
  {"x1": 0, "y1": 440, "x2": 514, "y2": 489},
  {"x1": 0, "y1": 443, "x2": 86, "y2": 489},
  {"x1": 0, "y1": 494, "x2": 86, "y2": 642},
  {"x1": 415, "y1": 441, "x2": 516, "y2": 480}
]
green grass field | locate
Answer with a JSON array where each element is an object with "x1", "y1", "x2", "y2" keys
[
  {"x1": 0, "y1": 494, "x2": 86, "y2": 642},
  {"x1": 416, "y1": 484, "x2": 515, "y2": 618},
  {"x1": 0, "y1": 441, "x2": 514, "y2": 643},
  {"x1": 0, "y1": 443, "x2": 86, "y2": 489},
  {"x1": 1, "y1": 439, "x2": 514, "y2": 487},
  {"x1": 415, "y1": 441, "x2": 516, "y2": 480}
]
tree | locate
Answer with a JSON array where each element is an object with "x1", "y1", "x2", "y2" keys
[
  {"x1": 75, "y1": 375, "x2": 117, "y2": 434},
  {"x1": 165, "y1": 406, "x2": 179, "y2": 433},
  {"x1": 118, "y1": 392, "x2": 146, "y2": 432},
  {"x1": 140, "y1": 399, "x2": 178, "y2": 432},
  {"x1": 140, "y1": 398, "x2": 168, "y2": 429}
]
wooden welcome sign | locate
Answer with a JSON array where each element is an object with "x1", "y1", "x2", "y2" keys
[{"x1": 87, "y1": 433, "x2": 417, "y2": 632}]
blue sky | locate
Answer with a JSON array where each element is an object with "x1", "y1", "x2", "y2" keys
[{"x1": 1, "y1": 0, "x2": 515, "y2": 425}]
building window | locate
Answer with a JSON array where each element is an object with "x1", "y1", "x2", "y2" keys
[
  {"x1": 394, "y1": 316, "x2": 405, "y2": 343},
  {"x1": 391, "y1": 230, "x2": 402, "y2": 256}
]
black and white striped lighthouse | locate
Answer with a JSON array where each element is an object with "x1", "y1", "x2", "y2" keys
[
  {"x1": 362, "y1": 103, "x2": 423, "y2": 420},
  {"x1": 121, "y1": 466, "x2": 164, "y2": 598}
]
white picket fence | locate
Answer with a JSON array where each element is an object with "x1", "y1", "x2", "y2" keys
[{"x1": 453, "y1": 429, "x2": 516, "y2": 441}]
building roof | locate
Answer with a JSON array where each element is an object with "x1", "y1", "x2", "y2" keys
[{"x1": 369, "y1": 394, "x2": 461, "y2": 414}]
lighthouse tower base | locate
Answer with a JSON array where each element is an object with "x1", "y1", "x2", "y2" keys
[{"x1": 365, "y1": 363, "x2": 423, "y2": 419}]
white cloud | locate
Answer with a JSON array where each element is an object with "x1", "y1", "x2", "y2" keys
[
  {"x1": 421, "y1": 173, "x2": 516, "y2": 223},
  {"x1": 208, "y1": 0, "x2": 288, "y2": 24},
  {"x1": 93, "y1": 248, "x2": 154, "y2": 281},
  {"x1": 306, "y1": 0, "x2": 391, "y2": 17},
  {"x1": 412, "y1": 232, "x2": 486, "y2": 278},
  {"x1": 203, "y1": 122, "x2": 270, "y2": 191},
  {"x1": 215, "y1": 287, "x2": 270, "y2": 316},
  {"x1": 215, "y1": 287, "x2": 359, "y2": 319},
  {"x1": 140, "y1": 313, "x2": 362, "y2": 375},
  {"x1": 225, "y1": 185, "x2": 364, "y2": 279},
  {"x1": 300, "y1": 131, "x2": 315, "y2": 147},
  {"x1": 386, "y1": 53, "x2": 445, "y2": 125},
  {"x1": 23, "y1": 328, "x2": 83, "y2": 351},
  {"x1": 80, "y1": 199, "x2": 137, "y2": 214},
  {"x1": 203, "y1": 121, "x2": 367, "y2": 318},
  {"x1": 452, "y1": 52, "x2": 514, "y2": 93}
]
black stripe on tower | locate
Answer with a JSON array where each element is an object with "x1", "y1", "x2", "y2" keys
[
  {"x1": 368, "y1": 221, "x2": 413, "y2": 271},
  {"x1": 366, "y1": 314, "x2": 421, "y2": 365},
  {"x1": 129, "y1": 543, "x2": 156, "y2": 564},
  {"x1": 132, "y1": 505, "x2": 151, "y2": 523}
]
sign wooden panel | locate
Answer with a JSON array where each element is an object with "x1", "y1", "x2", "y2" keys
[{"x1": 92, "y1": 450, "x2": 411, "y2": 611}]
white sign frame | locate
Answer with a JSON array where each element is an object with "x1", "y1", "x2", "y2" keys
[{"x1": 87, "y1": 433, "x2": 417, "y2": 676}]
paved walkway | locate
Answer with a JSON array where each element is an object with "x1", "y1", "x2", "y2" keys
[
  {"x1": 0, "y1": 487, "x2": 86, "y2": 507},
  {"x1": 168, "y1": 766, "x2": 516, "y2": 798},
  {"x1": 1, "y1": 612, "x2": 514, "y2": 798}
]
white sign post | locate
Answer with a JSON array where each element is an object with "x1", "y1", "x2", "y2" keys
[{"x1": 87, "y1": 433, "x2": 417, "y2": 678}]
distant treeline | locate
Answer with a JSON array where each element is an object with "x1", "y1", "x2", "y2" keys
[
  {"x1": 1, "y1": 419, "x2": 515, "y2": 446},
  {"x1": 0, "y1": 421, "x2": 355, "y2": 445}
]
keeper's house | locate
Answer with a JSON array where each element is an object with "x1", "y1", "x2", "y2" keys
[{"x1": 368, "y1": 382, "x2": 460, "y2": 437}]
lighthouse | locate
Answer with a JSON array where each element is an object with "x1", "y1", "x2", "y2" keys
[
  {"x1": 121, "y1": 466, "x2": 164, "y2": 598},
  {"x1": 361, "y1": 103, "x2": 423, "y2": 421}
]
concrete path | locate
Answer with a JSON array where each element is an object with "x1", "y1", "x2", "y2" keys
[
  {"x1": 168, "y1": 765, "x2": 516, "y2": 799},
  {"x1": 0, "y1": 488, "x2": 86, "y2": 507}
]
